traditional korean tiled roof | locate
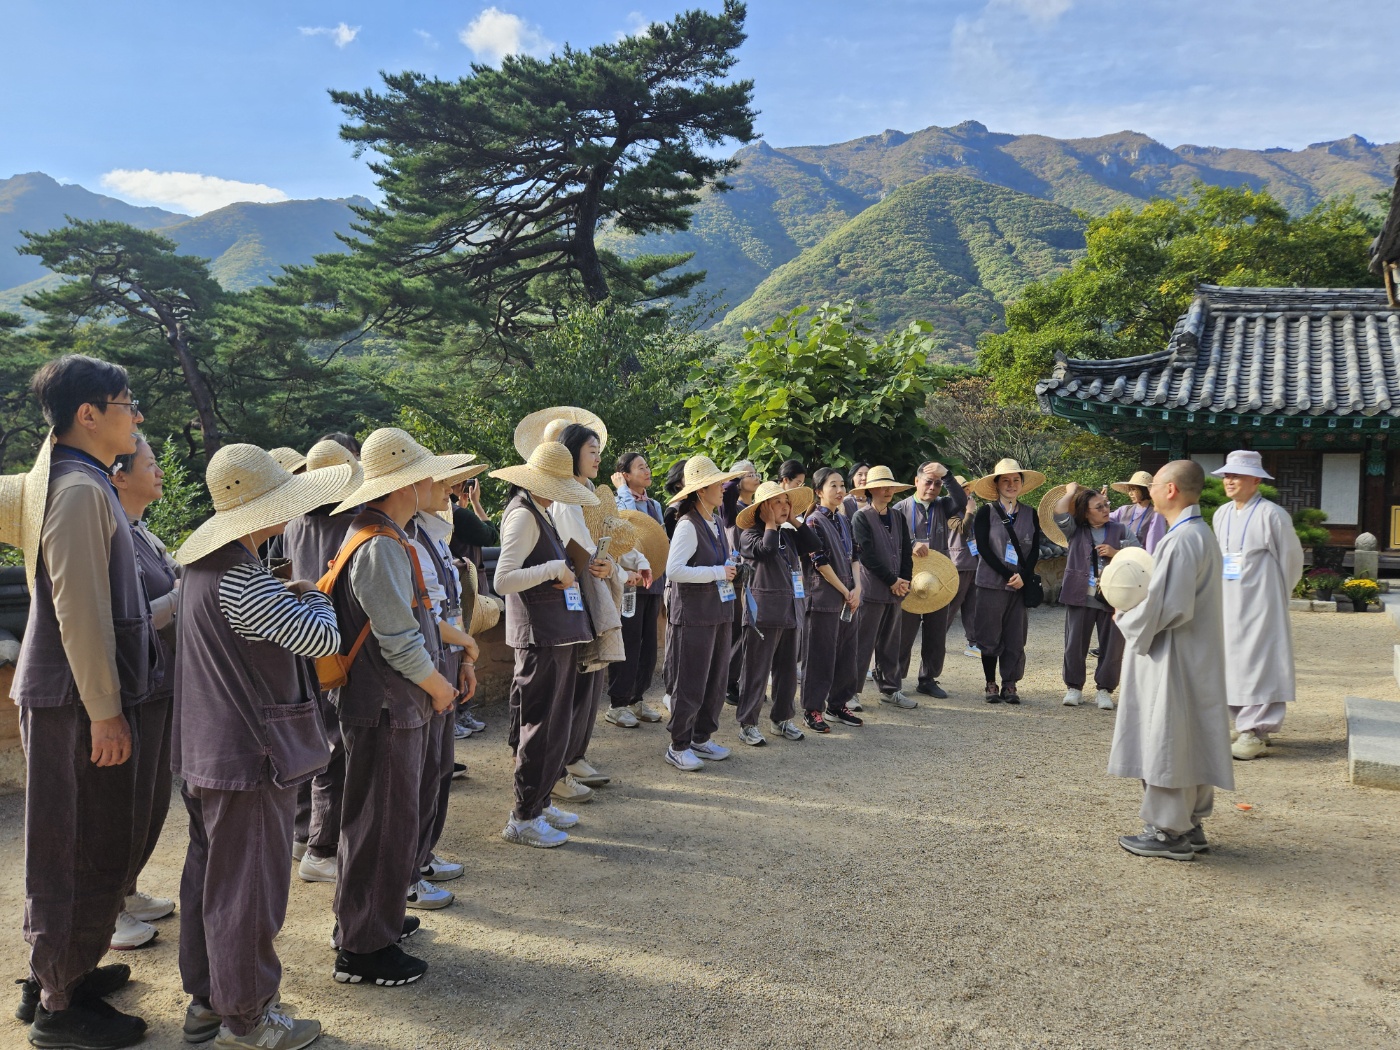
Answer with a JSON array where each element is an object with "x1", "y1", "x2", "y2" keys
[
  {"x1": 1035, "y1": 285, "x2": 1400, "y2": 421},
  {"x1": 1371, "y1": 158, "x2": 1400, "y2": 277}
]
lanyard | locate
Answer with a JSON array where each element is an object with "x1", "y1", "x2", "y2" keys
[
  {"x1": 1222, "y1": 496, "x2": 1261, "y2": 553},
  {"x1": 908, "y1": 500, "x2": 933, "y2": 541},
  {"x1": 1167, "y1": 511, "x2": 1204, "y2": 536}
]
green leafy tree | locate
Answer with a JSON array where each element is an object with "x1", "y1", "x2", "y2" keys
[
  {"x1": 980, "y1": 184, "x2": 1382, "y2": 402},
  {"x1": 316, "y1": 1, "x2": 756, "y2": 351},
  {"x1": 663, "y1": 301, "x2": 941, "y2": 475},
  {"x1": 0, "y1": 312, "x2": 51, "y2": 473},
  {"x1": 144, "y1": 437, "x2": 210, "y2": 549}
]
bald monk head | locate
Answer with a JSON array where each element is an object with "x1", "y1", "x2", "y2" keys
[{"x1": 1148, "y1": 460, "x2": 1203, "y2": 525}]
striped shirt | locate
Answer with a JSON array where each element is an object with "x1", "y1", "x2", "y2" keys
[{"x1": 217, "y1": 562, "x2": 340, "y2": 658}]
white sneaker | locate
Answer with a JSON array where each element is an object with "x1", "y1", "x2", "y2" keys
[
  {"x1": 124, "y1": 889, "x2": 174, "y2": 922},
  {"x1": 461, "y1": 711, "x2": 486, "y2": 733},
  {"x1": 866, "y1": 669, "x2": 875, "y2": 681},
  {"x1": 406, "y1": 878, "x2": 454, "y2": 909},
  {"x1": 502, "y1": 815, "x2": 569, "y2": 848},
  {"x1": 964, "y1": 644, "x2": 981, "y2": 658},
  {"x1": 691, "y1": 739, "x2": 730, "y2": 761},
  {"x1": 605, "y1": 706, "x2": 640, "y2": 728},
  {"x1": 631, "y1": 700, "x2": 664, "y2": 722},
  {"x1": 1095, "y1": 689, "x2": 1115, "y2": 710},
  {"x1": 881, "y1": 690, "x2": 918, "y2": 709},
  {"x1": 551, "y1": 774, "x2": 594, "y2": 803},
  {"x1": 738, "y1": 724, "x2": 766, "y2": 746},
  {"x1": 771, "y1": 719, "x2": 805, "y2": 741},
  {"x1": 420, "y1": 853, "x2": 464, "y2": 882},
  {"x1": 847, "y1": 699, "x2": 863, "y2": 712},
  {"x1": 661, "y1": 693, "x2": 673, "y2": 714},
  {"x1": 665, "y1": 746, "x2": 704, "y2": 771},
  {"x1": 110, "y1": 911, "x2": 157, "y2": 950},
  {"x1": 213, "y1": 1006, "x2": 320, "y2": 1050},
  {"x1": 1232, "y1": 730, "x2": 1269, "y2": 760},
  {"x1": 1062, "y1": 688, "x2": 1083, "y2": 707},
  {"x1": 567, "y1": 758, "x2": 610, "y2": 786},
  {"x1": 542, "y1": 803, "x2": 580, "y2": 829},
  {"x1": 298, "y1": 852, "x2": 337, "y2": 883},
  {"x1": 453, "y1": 721, "x2": 473, "y2": 740},
  {"x1": 291, "y1": 840, "x2": 308, "y2": 862},
  {"x1": 1230, "y1": 726, "x2": 1240, "y2": 742}
]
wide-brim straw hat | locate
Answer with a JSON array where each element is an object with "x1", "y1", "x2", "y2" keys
[
  {"x1": 435, "y1": 458, "x2": 488, "y2": 485},
  {"x1": 902, "y1": 550, "x2": 959, "y2": 615},
  {"x1": 332, "y1": 428, "x2": 475, "y2": 515},
  {"x1": 269, "y1": 447, "x2": 308, "y2": 474},
  {"x1": 0, "y1": 431, "x2": 54, "y2": 590},
  {"x1": 513, "y1": 406, "x2": 608, "y2": 459},
  {"x1": 850, "y1": 465, "x2": 913, "y2": 497},
  {"x1": 971, "y1": 458, "x2": 1048, "y2": 501},
  {"x1": 1100, "y1": 546, "x2": 1155, "y2": 611},
  {"x1": 582, "y1": 486, "x2": 638, "y2": 557},
  {"x1": 490, "y1": 441, "x2": 600, "y2": 506},
  {"x1": 304, "y1": 438, "x2": 364, "y2": 498},
  {"x1": 1038, "y1": 485, "x2": 1069, "y2": 547},
  {"x1": 669, "y1": 456, "x2": 747, "y2": 504},
  {"x1": 1111, "y1": 470, "x2": 1155, "y2": 494},
  {"x1": 470, "y1": 592, "x2": 503, "y2": 635},
  {"x1": 1212, "y1": 450, "x2": 1273, "y2": 480},
  {"x1": 620, "y1": 509, "x2": 669, "y2": 574},
  {"x1": 736, "y1": 481, "x2": 815, "y2": 530},
  {"x1": 176, "y1": 445, "x2": 354, "y2": 565}
]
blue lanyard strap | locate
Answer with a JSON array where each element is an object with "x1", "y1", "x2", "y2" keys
[
  {"x1": 1222, "y1": 496, "x2": 1261, "y2": 552},
  {"x1": 1167, "y1": 511, "x2": 1204, "y2": 535}
]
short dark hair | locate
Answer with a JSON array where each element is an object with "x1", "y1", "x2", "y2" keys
[
  {"x1": 916, "y1": 461, "x2": 943, "y2": 479},
  {"x1": 1071, "y1": 487, "x2": 1107, "y2": 527},
  {"x1": 812, "y1": 466, "x2": 843, "y2": 493},
  {"x1": 664, "y1": 460, "x2": 687, "y2": 496},
  {"x1": 616, "y1": 451, "x2": 645, "y2": 476},
  {"x1": 778, "y1": 458, "x2": 806, "y2": 482},
  {"x1": 558, "y1": 423, "x2": 600, "y2": 477},
  {"x1": 31, "y1": 355, "x2": 129, "y2": 435},
  {"x1": 317, "y1": 431, "x2": 360, "y2": 456},
  {"x1": 111, "y1": 433, "x2": 151, "y2": 476}
]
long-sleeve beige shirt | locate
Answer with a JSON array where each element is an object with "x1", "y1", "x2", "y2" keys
[{"x1": 42, "y1": 472, "x2": 124, "y2": 721}]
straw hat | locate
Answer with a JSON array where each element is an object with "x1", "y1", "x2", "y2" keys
[
  {"x1": 582, "y1": 485, "x2": 638, "y2": 557},
  {"x1": 1212, "y1": 450, "x2": 1273, "y2": 480},
  {"x1": 332, "y1": 429, "x2": 475, "y2": 514},
  {"x1": 736, "y1": 481, "x2": 815, "y2": 530},
  {"x1": 902, "y1": 549, "x2": 959, "y2": 615},
  {"x1": 620, "y1": 509, "x2": 669, "y2": 575},
  {"x1": 668, "y1": 456, "x2": 747, "y2": 505},
  {"x1": 850, "y1": 465, "x2": 913, "y2": 497},
  {"x1": 269, "y1": 447, "x2": 307, "y2": 474},
  {"x1": 304, "y1": 438, "x2": 363, "y2": 498},
  {"x1": 1099, "y1": 546, "x2": 1154, "y2": 611},
  {"x1": 0, "y1": 432, "x2": 54, "y2": 590},
  {"x1": 1111, "y1": 470, "x2": 1155, "y2": 494},
  {"x1": 513, "y1": 406, "x2": 608, "y2": 459},
  {"x1": 970, "y1": 458, "x2": 1047, "y2": 501},
  {"x1": 175, "y1": 445, "x2": 354, "y2": 565},
  {"x1": 489, "y1": 442, "x2": 600, "y2": 506},
  {"x1": 435, "y1": 459, "x2": 488, "y2": 486},
  {"x1": 470, "y1": 592, "x2": 503, "y2": 635},
  {"x1": 1038, "y1": 485, "x2": 1069, "y2": 547},
  {"x1": 954, "y1": 475, "x2": 969, "y2": 488}
]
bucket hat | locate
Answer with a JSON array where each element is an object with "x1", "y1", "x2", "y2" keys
[
  {"x1": 582, "y1": 485, "x2": 638, "y2": 557},
  {"x1": 513, "y1": 407, "x2": 608, "y2": 459},
  {"x1": 970, "y1": 458, "x2": 1047, "y2": 502},
  {"x1": 332, "y1": 429, "x2": 475, "y2": 514},
  {"x1": 736, "y1": 481, "x2": 815, "y2": 530},
  {"x1": 304, "y1": 438, "x2": 363, "y2": 497},
  {"x1": 490, "y1": 442, "x2": 600, "y2": 506},
  {"x1": 1099, "y1": 546, "x2": 1154, "y2": 611},
  {"x1": 1038, "y1": 485, "x2": 1070, "y2": 547},
  {"x1": 1212, "y1": 450, "x2": 1273, "y2": 480}
]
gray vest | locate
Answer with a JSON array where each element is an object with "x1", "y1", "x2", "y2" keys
[
  {"x1": 284, "y1": 507, "x2": 357, "y2": 583},
  {"x1": 893, "y1": 495, "x2": 952, "y2": 556},
  {"x1": 132, "y1": 521, "x2": 177, "y2": 702},
  {"x1": 173, "y1": 541, "x2": 328, "y2": 791},
  {"x1": 502, "y1": 493, "x2": 592, "y2": 650},
  {"x1": 328, "y1": 510, "x2": 440, "y2": 728},
  {"x1": 855, "y1": 506, "x2": 903, "y2": 605},
  {"x1": 12, "y1": 449, "x2": 152, "y2": 708},
  {"x1": 975, "y1": 502, "x2": 1038, "y2": 590},
  {"x1": 948, "y1": 519, "x2": 978, "y2": 572},
  {"x1": 668, "y1": 508, "x2": 733, "y2": 628},
  {"x1": 738, "y1": 525, "x2": 801, "y2": 630},
  {"x1": 1060, "y1": 519, "x2": 1129, "y2": 608},
  {"x1": 805, "y1": 507, "x2": 855, "y2": 614}
]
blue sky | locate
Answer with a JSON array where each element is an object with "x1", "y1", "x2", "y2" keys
[{"x1": 4, "y1": 0, "x2": 1399, "y2": 214}]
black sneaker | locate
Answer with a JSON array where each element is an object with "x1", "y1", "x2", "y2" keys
[
  {"x1": 802, "y1": 710, "x2": 832, "y2": 734},
  {"x1": 451, "y1": 762, "x2": 468, "y2": 780},
  {"x1": 916, "y1": 681, "x2": 948, "y2": 699},
  {"x1": 1001, "y1": 684, "x2": 1020, "y2": 705},
  {"x1": 1119, "y1": 826, "x2": 1195, "y2": 861},
  {"x1": 333, "y1": 943, "x2": 429, "y2": 986},
  {"x1": 828, "y1": 705, "x2": 864, "y2": 727},
  {"x1": 1089, "y1": 646, "x2": 1102, "y2": 658},
  {"x1": 725, "y1": 687, "x2": 739, "y2": 707},
  {"x1": 985, "y1": 682, "x2": 1002, "y2": 703},
  {"x1": 1187, "y1": 825, "x2": 1209, "y2": 854},
  {"x1": 29, "y1": 998, "x2": 146, "y2": 1049},
  {"x1": 332, "y1": 915, "x2": 422, "y2": 949},
  {"x1": 16, "y1": 965, "x2": 132, "y2": 1024}
]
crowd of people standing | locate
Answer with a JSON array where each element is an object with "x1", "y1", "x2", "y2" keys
[{"x1": 0, "y1": 354, "x2": 1306, "y2": 1049}]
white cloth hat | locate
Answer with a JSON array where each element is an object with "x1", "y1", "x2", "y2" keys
[
  {"x1": 1212, "y1": 450, "x2": 1273, "y2": 480},
  {"x1": 1099, "y1": 546, "x2": 1154, "y2": 612}
]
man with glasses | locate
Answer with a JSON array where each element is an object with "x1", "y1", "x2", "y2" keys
[
  {"x1": 8, "y1": 356, "x2": 155, "y2": 1046},
  {"x1": 894, "y1": 461, "x2": 965, "y2": 698}
]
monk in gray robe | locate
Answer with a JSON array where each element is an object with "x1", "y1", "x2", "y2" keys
[
  {"x1": 1210, "y1": 450, "x2": 1304, "y2": 761},
  {"x1": 1110, "y1": 460, "x2": 1234, "y2": 861}
]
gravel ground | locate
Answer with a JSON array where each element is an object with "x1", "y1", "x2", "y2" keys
[{"x1": 2, "y1": 607, "x2": 1399, "y2": 1050}]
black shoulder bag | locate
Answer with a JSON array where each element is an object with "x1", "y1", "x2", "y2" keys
[{"x1": 997, "y1": 506, "x2": 1044, "y2": 609}]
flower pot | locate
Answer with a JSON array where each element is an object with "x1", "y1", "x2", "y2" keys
[
  {"x1": 1315, "y1": 588, "x2": 1334, "y2": 602},
  {"x1": 1353, "y1": 599, "x2": 1369, "y2": 612}
]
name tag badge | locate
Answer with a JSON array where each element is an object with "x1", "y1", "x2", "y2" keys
[
  {"x1": 717, "y1": 578, "x2": 736, "y2": 603},
  {"x1": 967, "y1": 538, "x2": 979, "y2": 557},
  {"x1": 1222, "y1": 553, "x2": 1243, "y2": 581},
  {"x1": 563, "y1": 585, "x2": 585, "y2": 611},
  {"x1": 791, "y1": 571, "x2": 806, "y2": 599},
  {"x1": 1004, "y1": 541, "x2": 1019, "y2": 566},
  {"x1": 1088, "y1": 572, "x2": 1097, "y2": 593}
]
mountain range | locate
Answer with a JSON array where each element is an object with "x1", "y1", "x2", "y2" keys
[{"x1": 3, "y1": 122, "x2": 1395, "y2": 359}]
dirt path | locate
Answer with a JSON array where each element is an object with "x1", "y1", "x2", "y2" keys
[{"x1": 2, "y1": 608, "x2": 1398, "y2": 1049}]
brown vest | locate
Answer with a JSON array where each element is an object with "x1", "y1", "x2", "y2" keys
[
  {"x1": 284, "y1": 506, "x2": 356, "y2": 583},
  {"x1": 12, "y1": 449, "x2": 152, "y2": 708},
  {"x1": 739, "y1": 524, "x2": 801, "y2": 629},
  {"x1": 805, "y1": 507, "x2": 855, "y2": 614},
  {"x1": 669, "y1": 508, "x2": 733, "y2": 627},
  {"x1": 328, "y1": 510, "x2": 440, "y2": 728},
  {"x1": 975, "y1": 502, "x2": 1038, "y2": 590},
  {"x1": 1060, "y1": 519, "x2": 1129, "y2": 608},
  {"x1": 502, "y1": 493, "x2": 592, "y2": 650},
  {"x1": 132, "y1": 521, "x2": 177, "y2": 702},
  {"x1": 174, "y1": 541, "x2": 328, "y2": 791},
  {"x1": 855, "y1": 506, "x2": 904, "y2": 605}
]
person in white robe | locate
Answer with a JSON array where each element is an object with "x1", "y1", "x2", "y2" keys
[
  {"x1": 1210, "y1": 450, "x2": 1305, "y2": 761},
  {"x1": 1110, "y1": 460, "x2": 1235, "y2": 861}
]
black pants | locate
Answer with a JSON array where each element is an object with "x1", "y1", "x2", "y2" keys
[
  {"x1": 608, "y1": 592, "x2": 661, "y2": 706},
  {"x1": 898, "y1": 607, "x2": 950, "y2": 688},
  {"x1": 855, "y1": 600, "x2": 903, "y2": 694}
]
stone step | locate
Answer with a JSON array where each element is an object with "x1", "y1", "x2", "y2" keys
[
  {"x1": 1345, "y1": 696, "x2": 1400, "y2": 789},
  {"x1": 1381, "y1": 593, "x2": 1400, "y2": 629}
]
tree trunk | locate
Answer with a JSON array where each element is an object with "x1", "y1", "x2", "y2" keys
[
  {"x1": 574, "y1": 168, "x2": 611, "y2": 303},
  {"x1": 166, "y1": 323, "x2": 222, "y2": 457}
]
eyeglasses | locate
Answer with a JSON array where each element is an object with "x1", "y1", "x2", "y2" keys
[{"x1": 99, "y1": 399, "x2": 141, "y2": 413}]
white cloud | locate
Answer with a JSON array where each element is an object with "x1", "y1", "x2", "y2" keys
[
  {"x1": 300, "y1": 22, "x2": 360, "y2": 48},
  {"x1": 415, "y1": 28, "x2": 439, "y2": 49},
  {"x1": 460, "y1": 7, "x2": 554, "y2": 64},
  {"x1": 615, "y1": 11, "x2": 652, "y2": 42},
  {"x1": 100, "y1": 170, "x2": 290, "y2": 215},
  {"x1": 991, "y1": 0, "x2": 1072, "y2": 23}
]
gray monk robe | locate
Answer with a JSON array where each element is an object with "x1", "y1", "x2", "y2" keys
[
  {"x1": 1212, "y1": 495, "x2": 1304, "y2": 736},
  {"x1": 1109, "y1": 507, "x2": 1234, "y2": 834}
]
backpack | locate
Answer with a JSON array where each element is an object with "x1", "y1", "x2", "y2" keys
[{"x1": 314, "y1": 524, "x2": 428, "y2": 691}]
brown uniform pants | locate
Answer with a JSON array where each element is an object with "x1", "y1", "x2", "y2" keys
[
  {"x1": 1062, "y1": 604, "x2": 1124, "y2": 691},
  {"x1": 667, "y1": 622, "x2": 731, "y2": 751},
  {"x1": 127, "y1": 695, "x2": 173, "y2": 897},
  {"x1": 974, "y1": 587, "x2": 1028, "y2": 685},
  {"x1": 566, "y1": 668, "x2": 606, "y2": 767},
  {"x1": 945, "y1": 570, "x2": 978, "y2": 646},
  {"x1": 295, "y1": 692, "x2": 344, "y2": 860},
  {"x1": 899, "y1": 607, "x2": 951, "y2": 689},
  {"x1": 802, "y1": 609, "x2": 861, "y2": 714},
  {"x1": 855, "y1": 600, "x2": 903, "y2": 694},
  {"x1": 736, "y1": 624, "x2": 798, "y2": 727},
  {"x1": 511, "y1": 644, "x2": 581, "y2": 821}
]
